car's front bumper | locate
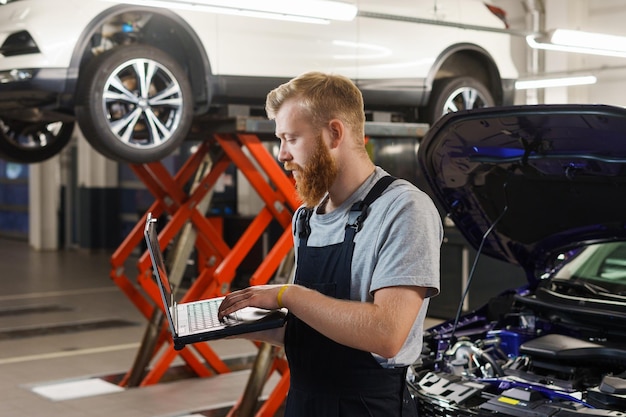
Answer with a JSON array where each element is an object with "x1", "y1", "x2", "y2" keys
[{"x1": 0, "y1": 67, "x2": 74, "y2": 122}]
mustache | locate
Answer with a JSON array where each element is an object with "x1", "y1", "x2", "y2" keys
[{"x1": 283, "y1": 162, "x2": 301, "y2": 171}]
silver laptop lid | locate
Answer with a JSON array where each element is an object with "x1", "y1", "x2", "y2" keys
[{"x1": 144, "y1": 212, "x2": 178, "y2": 336}]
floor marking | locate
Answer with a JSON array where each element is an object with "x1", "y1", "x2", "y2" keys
[
  {"x1": 0, "y1": 343, "x2": 140, "y2": 365},
  {"x1": 0, "y1": 287, "x2": 119, "y2": 302},
  {"x1": 0, "y1": 287, "x2": 119, "y2": 301},
  {"x1": 31, "y1": 378, "x2": 124, "y2": 401}
]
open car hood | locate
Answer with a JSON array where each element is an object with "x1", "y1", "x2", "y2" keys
[{"x1": 418, "y1": 104, "x2": 626, "y2": 283}]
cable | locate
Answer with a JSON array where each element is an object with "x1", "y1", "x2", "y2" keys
[{"x1": 449, "y1": 183, "x2": 510, "y2": 342}]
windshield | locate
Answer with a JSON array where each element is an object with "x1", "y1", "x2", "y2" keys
[{"x1": 553, "y1": 241, "x2": 626, "y2": 295}]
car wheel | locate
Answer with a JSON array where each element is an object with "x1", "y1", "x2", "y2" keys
[
  {"x1": 75, "y1": 45, "x2": 193, "y2": 164},
  {"x1": 425, "y1": 76, "x2": 495, "y2": 125},
  {"x1": 0, "y1": 118, "x2": 74, "y2": 163}
]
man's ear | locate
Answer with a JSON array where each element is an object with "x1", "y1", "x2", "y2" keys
[{"x1": 328, "y1": 119, "x2": 344, "y2": 149}]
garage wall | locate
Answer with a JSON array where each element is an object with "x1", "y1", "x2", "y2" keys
[
  {"x1": 495, "y1": 0, "x2": 626, "y2": 108},
  {"x1": 586, "y1": 1, "x2": 626, "y2": 106},
  {"x1": 0, "y1": 159, "x2": 28, "y2": 239}
]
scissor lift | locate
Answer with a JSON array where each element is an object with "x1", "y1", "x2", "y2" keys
[
  {"x1": 109, "y1": 115, "x2": 427, "y2": 416},
  {"x1": 109, "y1": 116, "x2": 297, "y2": 384}
]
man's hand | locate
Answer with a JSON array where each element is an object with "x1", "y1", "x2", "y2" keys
[{"x1": 217, "y1": 284, "x2": 289, "y2": 322}]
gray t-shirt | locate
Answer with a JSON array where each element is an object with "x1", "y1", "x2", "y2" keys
[{"x1": 293, "y1": 167, "x2": 442, "y2": 367}]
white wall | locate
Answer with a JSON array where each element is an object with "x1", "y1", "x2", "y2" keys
[
  {"x1": 586, "y1": 1, "x2": 626, "y2": 106},
  {"x1": 494, "y1": 0, "x2": 626, "y2": 107}
]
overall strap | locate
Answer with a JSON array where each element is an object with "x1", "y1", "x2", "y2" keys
[
  {"x1": 295, "y1": 206, "x2": 314, "y2": 246},
  {"x1": 346, "y1": 175, "x2": 397, "y2": 232}
]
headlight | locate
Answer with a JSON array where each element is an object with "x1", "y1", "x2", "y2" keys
[{"x1": 0, "y1": 69, "x2": 35, "y2": 84}]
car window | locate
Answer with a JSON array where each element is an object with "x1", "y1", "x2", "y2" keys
[
  {"x1": 554, "y1": 242, "x2": 626, "y2": 291},
  {"x1": 597, "y1": 243, "x2": 626, "y2": 280}
]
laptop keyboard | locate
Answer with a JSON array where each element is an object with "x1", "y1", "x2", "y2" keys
[{"x1": 188, "y1": 300, "x2": 236, "y2": 331}]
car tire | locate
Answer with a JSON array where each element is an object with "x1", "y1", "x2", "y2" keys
[
  {"x1": 0, "y1": 118, "x2": 74, "y2": 163},
  {"x1": 425, "y1": 76, "x2": 495, "y2": 125},
  {"x1": 75, "y1": 45, "x2": 193, "y2": 164}
]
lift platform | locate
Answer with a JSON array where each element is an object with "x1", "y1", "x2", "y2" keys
[{"x1": 109, "y1": 115, "x2": 428, "y2": 416}]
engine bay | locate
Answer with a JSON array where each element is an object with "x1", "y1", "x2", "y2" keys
[
  {"x1": 410, "y1": 289, "x2": 626, "y2": 416},
  {"x1": 414, "y1": 104, "x2": 626, "y2": 416}
]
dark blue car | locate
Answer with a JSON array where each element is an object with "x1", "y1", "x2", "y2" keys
[{"x1": 413, "y1": 104, "x2": 626, "y2": 416}]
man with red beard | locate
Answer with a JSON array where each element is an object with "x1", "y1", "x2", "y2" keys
[{"x1": 219, "y1": 71, "x2": 442, "y2": 416}]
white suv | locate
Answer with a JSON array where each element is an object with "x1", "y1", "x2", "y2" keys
[{"x1": 0, "y1": 0, "x2": 518, "y2": 163}]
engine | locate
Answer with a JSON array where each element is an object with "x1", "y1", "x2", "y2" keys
[{"x1": 409, "y1": 302, "x2": 626, "y2": 416}]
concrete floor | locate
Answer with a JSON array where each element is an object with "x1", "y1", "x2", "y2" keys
[
  {"x1": 0, "y1": 237, "x2": 281, "y2": 417},
  {"x1": 0, "y1": 237, "x2": 442, "y2": 417}
]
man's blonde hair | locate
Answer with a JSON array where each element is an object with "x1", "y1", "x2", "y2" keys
[{"x1": 265, "y1": 71, "x2": 365, "y2": 142}]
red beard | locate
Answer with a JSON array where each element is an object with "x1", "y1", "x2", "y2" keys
[{"x1": 284, "y1": 135, "x2": 338, "y2": 208}]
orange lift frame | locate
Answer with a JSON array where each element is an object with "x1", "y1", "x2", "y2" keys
[{"x1": 109, "y1": 118, "x2": 298, "y2": 414}]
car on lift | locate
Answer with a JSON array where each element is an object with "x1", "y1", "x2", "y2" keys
[
  {"x1": 413, "y1": 104, "x2": 626, "y2": 416},
  {"x1": 0, "y1": 0, "x2": 518, "y2": 164}
]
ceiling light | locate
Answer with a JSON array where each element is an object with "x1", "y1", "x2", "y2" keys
[
  {"x1": 515, "y1": 75, "x2": 597, "y2": 90},
  {"x1": 527, "y1": 29, "x2": 626, "y2": 58},
  {"x1": 106, "y1": 0, "x2": 357, "y2": 25}
]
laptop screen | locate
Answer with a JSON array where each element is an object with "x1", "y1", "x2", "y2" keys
[
  {"x1": 144, "y1": 212, "x2": 288, "y2": 349},
  {"x1": 144, "y1": 213, "x2": 178, "y2": 335}
]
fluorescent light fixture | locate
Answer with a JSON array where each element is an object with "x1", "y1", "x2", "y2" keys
[
  {"x1": 527, "y1": 29, "x2": 626, "y2": 58},
  {"x1": 105, "y1": 0, "x2": 357, "y2": 25},
  {"x1": 515, "y1": 75, "x2": 597, "y2": 90}
]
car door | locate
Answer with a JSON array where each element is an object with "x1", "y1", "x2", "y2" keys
[
  {"x1": 213, "y1": 3, "x2": 358, "y2": 79},
  {"x1": 354, "y1": 0, "x2": 459, "y2": 84}
]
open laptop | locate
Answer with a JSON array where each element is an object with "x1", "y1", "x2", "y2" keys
[{"x1": 144, "y1": 212, "x2": 287, "y2": 350}]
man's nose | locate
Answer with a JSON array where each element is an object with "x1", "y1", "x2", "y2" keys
[{"x1": 277, "y1": 142, "x2": 290, "y2": 163}]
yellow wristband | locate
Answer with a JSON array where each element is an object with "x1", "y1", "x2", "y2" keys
[{"x1": 277, "y1": 285, "x2": 289, "y2": 309}]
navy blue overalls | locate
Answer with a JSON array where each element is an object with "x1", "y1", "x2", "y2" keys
[{"x1": 283, "y1": 176, "x2": 418, "y2": 417}]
